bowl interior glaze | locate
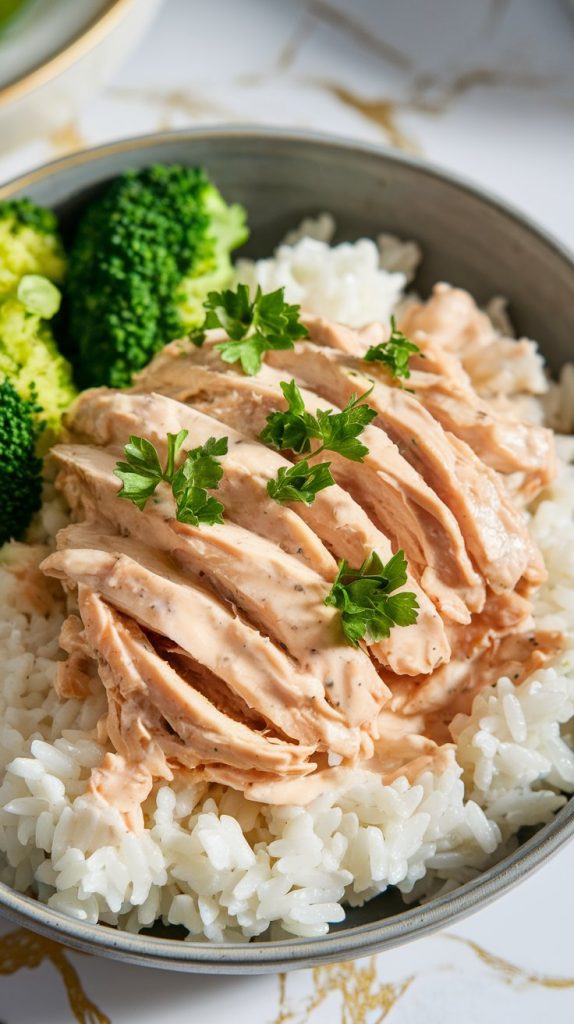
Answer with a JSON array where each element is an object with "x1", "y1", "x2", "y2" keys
[{"x1": 0, "y1": 127, "x2": 573, "y2": 973}]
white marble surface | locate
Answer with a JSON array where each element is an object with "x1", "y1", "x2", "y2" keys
[{"x1": 1, "y1": 0, "x2": 574, "y2": 1020}]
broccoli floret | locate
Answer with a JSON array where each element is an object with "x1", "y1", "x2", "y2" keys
[
  {"x1": 0, "y1": 199, "x2": 77, "y2": 446},
  {"x1": 65, "y1": 165, "x2": 248, "y2": 388},
  {"x1": 0, "y1": 379, "x2": 43, "y2": 546},
  {"x1": 0, "y1": 198, "x2": 66, "y2": 297},
  {"x1": 0, "y1": 294, "x2": 77, "y2": 447}
]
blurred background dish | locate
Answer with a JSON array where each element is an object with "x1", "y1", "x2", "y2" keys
[{"x1": 0, "y1": 0, "x2": 163, "y2": 150}]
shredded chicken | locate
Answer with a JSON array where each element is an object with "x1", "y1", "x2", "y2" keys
[
  {"x1": 40, "y1": 307, "x2": 560, "y2": 818},
  {"x1": 304, "y1": 313, "x2": 555, "y2": 502}
]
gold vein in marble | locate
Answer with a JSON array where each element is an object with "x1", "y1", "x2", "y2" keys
[
  {"x1": 109, "y1": 87, "x2": 229, "y2": 130},
  {"x1": 311, "y1": 60, "x2": 561, "y2": 155},
  {"x1": 307, "y1": 0, "x2": 412, "y2": 71},
  {"x1": 447, "y1": 934, "x2": 574, "y2": 990},
  {"x1": 276, "y1": 16, "x2": 315, "y2": 73},
  {"x1": 0, "y1": 928, "x2": 109, "y2": 1024},
  {"x1": 237, "y1": 14, "x2": 316, "y2": 86},
  {"x1": 274, "y1": 958, "x2": 415, "y2": 1024},
  {"x1": 48, "y1": 120, "x2": 87, "y2": 159},
  {"x1": 309, "y1": 80, "x2": 421, "y2": 153},
  {"x1": 409, "y1": 67, "x2": 561, "y2": 114}
]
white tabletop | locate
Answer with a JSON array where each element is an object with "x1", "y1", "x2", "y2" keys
[{"x1": 1, "y1": 1, "x2": 574, "y2": 1020}]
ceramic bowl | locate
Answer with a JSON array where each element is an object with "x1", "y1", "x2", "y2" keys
[
  {"x1": 0, "y1": 0, "x2": 163, "y2": 151},
  {"x1": 0, "y1": 127, "x2": 573, "y2": 973}
]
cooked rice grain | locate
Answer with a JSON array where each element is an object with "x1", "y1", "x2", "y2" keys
[{"x1": 1, "y1": 238, "x2": 573, "y2": 940}]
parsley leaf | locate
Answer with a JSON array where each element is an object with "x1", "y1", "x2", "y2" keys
[
  {"x1": 113, "y1": 435, "x2": 166, "y2": 510},
  {"x1": 324, "y1": 549, "x2": 419, "y2": 646},
  {"x1": 114, "y1": 431, "x2": 228, "y2": 526},
  {"x1": 261, "y1": 379, "x2": 377, "y2": 506},
  {"x1": 314, "y1": 392, "x2": 377, "y2": 462},
  {"x1": 189, "y1": 284, "x2": 308, "y2": 375},
  {"x1": 260, "y1": 379, "x2": 322, "y2": 454},
  {"x1": 364, "y1": 316, "x2": 420, "y2": 380},
  {"x1": 196, "y1": 284, "x2": 254, "y2": 340},
  {"x1": 171, "y1": 436, "x2": 227, "y2": 525},
  {"x1": 173, "y1": 487, "x2": 225, "y2": 526},
  {"x1": 260, "y1": 379, "x2": 376, "y2": 462},
  {"x1": 267, "y1": 460, "x2": 335, "y2": 505}
]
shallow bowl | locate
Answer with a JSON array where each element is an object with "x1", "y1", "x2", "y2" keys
[{"x1": 0, "y1": 126, "x2": 573, "y2": 973}]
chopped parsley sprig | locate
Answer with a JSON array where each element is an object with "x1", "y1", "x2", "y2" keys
[
  {"x1": 260, "y1": 379, "x2": 377, "y2": 504},
  {"x1": 364, "y1": 316, "x2": 420, "y2": 380},
  {"x1": 189, "y1": 284, "x2": 308, "y2": 375},
  {"x1": 261, "y1": 379, "x2": 377, "y2": 462},
  {"x1": 266, "y1": 460, "x2": 335, "y2": 505},
  {"x1": 324, "y1": 550, "x2": 419, "y2": 646},
  {"x1": 114, "y1": 430, "x2": 228, "y2": 526}
]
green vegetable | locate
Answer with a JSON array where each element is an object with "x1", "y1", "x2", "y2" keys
[
  {"x1": 260, "y1": 379, "x2": 377, "y2": 462},
  {"x1": 324, "y1": 549, "x2": 419, "y2": 646},
  {"x1": 0, "y1": 199, "x2": 76, "y2": 445},
  {"x1": 114, "y1": 430, "x2": 228, "y2": 526},
  {"x1": 266, "y1": 459, "x2": 335, "y2": 505},
  {"x1": 261, "y1": 379, "x2": 377, "y2": 506},
  {"x1": 191, "y1": 284, "x2": 308, "y2": 376},
  {"x1": 364, "y1": 316, "x2": 420, "y2": 380},
  {"x1": 17, "y1": 274, "x2": 61, "y2": 318},
  {"x1": 0, "y1": 379, "x2": 43, "y2": 546},
  {"x1": 0, "y1": 0, "x2": 28, "y2": 33},
  {"x1": 65, "y1": 165, "x2": 248, "y2": 388},
  {"x1": 0, "y1": 198, "x2": 66, "y2": 298}
]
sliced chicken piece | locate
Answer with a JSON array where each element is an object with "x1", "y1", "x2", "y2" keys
[
  {"x1": 64, "y1": 389, "x2": 451, "y2": 677},
  {"x1": 400, "y1": 283, "x2": 548, "y2": 398},
  {"x1": 51, "y1": 445, "x2": 389, "y2": 723},
  {"x1": 292, "y1": 477, "x2": 451, "y2": 674},
  {"x1": 56, "y1": 613, "x2": 96, "y2": 699},
  {"x1": 302, "y1": 314, "x2": 555, "y2": 500},
  {"x1": 236, "y1": 739, "x2": 453, "y2": 805},
  {"x1": 407, "y1": 371, "x2": 555, "y2": 499},
  {"x1": 136, "y1": 344, "x2": 483, "y2": 622},
  {"x1": 400, "y1": 283, "x2": 502, "y2": 356},
  {"x1": 41, "y1": 525, "x2": 360, "y2": 755},
  {"x1": 416, "y1": 628, "x2": 565, "y2": 744},
  {"x1": 65, "y1": 389, "x2": 335, "y2": 580},
  {"x1": 80, "y1": 589, "x2": 314, "y2": 779},
  {"x1": 264, "y1": 342, "x2": 544, "y2": 594},
  {"x1": 89, "y1": 753, "x2": 156, "y2": 832}
]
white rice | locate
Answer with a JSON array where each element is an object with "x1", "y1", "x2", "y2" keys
[
  {"x1": 1, "y1": 233, "x2": 573, "y2": 942},
  {"x1": 236, "y1": 224, "x2": 407, "y2": 329}
]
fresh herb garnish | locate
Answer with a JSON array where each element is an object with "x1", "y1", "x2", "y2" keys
[
  {"x1": 114, "y1": 430, "x2": 228, "y2": 526},
  {"x1": 267, "y1": 459, "x2": 335, "y2": 505},
  {"x1": 189, "y1": 284, "x2": 308, "y2": 375},
  {"x1": 261, "y1": 379, "x2": 377, "y2": 505},
  {"x1": 260, "y1": 379, "x2": 377, "y2": 462},
  {"x1": 324, "y1": 549, "x2": 419, "y2": 646},
  {"x1": 364, "y1": 316, "x2": 420, "y2": 380}
]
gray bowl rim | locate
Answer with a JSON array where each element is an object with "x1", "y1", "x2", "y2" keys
[{"x1": 0, "y1": 124, "x2": 573, "y2": 973}]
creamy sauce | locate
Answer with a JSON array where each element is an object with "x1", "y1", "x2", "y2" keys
[{"x1": 39, "y1": 308, "x2": 559, "y2": 816}]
